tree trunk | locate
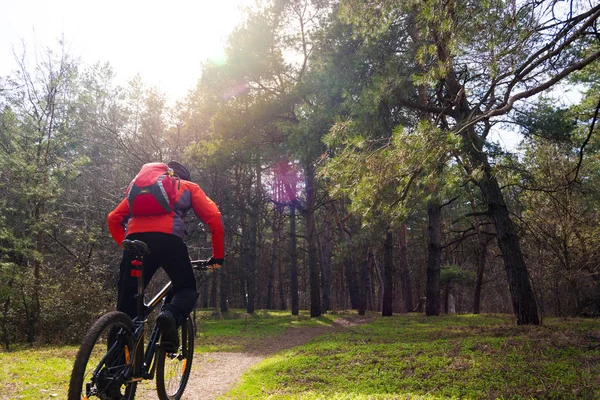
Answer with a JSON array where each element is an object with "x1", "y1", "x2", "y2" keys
[
  {"x1": 444, "y1": 285, "x2": 450, "y2": 314},
  {"x1": 344, "y1": 259, "x2": 359, "y2": 309},
  {"x1": 235, "y1": 166, "x2": 248, "y2": 309},
  {"x1": 469, "y1": 145, "x2": 540, "y2": 325},
  {"x1": 358, "y1": 248, "x2": 372, "y2": 316},
  {"x1": 266, "y1": 215, "x2": 279, "y2": 310},
  {"x1": 289, "y1": 205, "x2": 299, "y2": 315},
  {"x1": 210, "y1": 273, "x2": 218, "y2": 308},
  {"x1": 473, "y1": 245, "x2": 487, "y2": 314},
  {"x1": 334, "y1": 206, "x2": 360, "y2": 309},
  {"x1": 2, "y1": 275, "x2": 13, "y2": 350},
  {"x1": 368, "y1": 261, "x2": 376, "y2": 311},
  {"x1": 426, "y1": 200, "x2": 442, "y2": 317},
  {"x1": 398, "y1": 222, "x2": 413, "y2": 313},
  {"x1": 266, "y1": 257, "x2": 276, "y2": 310},
  {"x1": 245, "y1": 159, "x2": 261, "y2": 314},
  {"x1": 22, "y1": 286, "x2": 35, "y2": 345},
  {"x1": 256, "y1": 215, "x2": 264, "y2": 309},
  {"x1": 305, "y1": 164, "x2": 321, "y2": 318},
  {"x1": 202, "y1": 279, "x2": 209, "y2": 308},
  {"x1": 318, "y1": 214, "x2": 333, "y2": 313},
  {"x1": 595, "y1": 278, "x2": 600, "y2": 315},
  {"x1": 468, "y1": 189, "x2": 489, "y2": 315},
  {"x1": 429, "y1": 4, "x2": 540, "y2": 324},
  {"x1": 278, "y1": 259, "x2": 287, "y2": 311},
  {"x1": 382, "y1": 229, "x2": 394, "y2": 316},
  {"x1": 238, "y1": 260, "x2": 247, "y2": 309},
  {"x1": 220, "y1": 268, "x2": 228, "y2": 313}
]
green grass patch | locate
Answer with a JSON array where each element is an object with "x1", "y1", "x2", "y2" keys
[
  {"x1": 193, "y1": 308, "x2": 340, "y2": 353},
  {"x1": 4, "y1": 312, "x2": 600, "y2": 399},
  {"x1": 0, "y1": 345, "x2": 77, "y2": 398},
  {"x1": 223, "y1": 314, "x2": 600, "y2": 399},
  {"x1": 0, "y1": 309, "x2": 344, "y2": 398}
]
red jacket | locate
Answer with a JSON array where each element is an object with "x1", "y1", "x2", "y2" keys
[{"x1": 108, "y1": 180, "x2": 224, "y2": 258}]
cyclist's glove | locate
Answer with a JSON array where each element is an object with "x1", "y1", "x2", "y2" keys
[{"x1": 208, "y1": 257, "x2": 224, "y2": 271}]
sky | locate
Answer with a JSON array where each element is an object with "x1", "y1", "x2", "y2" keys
[
  {"x1": 0, "y1": 0, "x2": 585, "y2": 152},
  {"x1": 0, "y1": 0, "x2": 253, "y2": 102}
]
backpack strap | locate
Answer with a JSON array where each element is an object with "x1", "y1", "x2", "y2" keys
[
  {"x1": 155, "y1": 175, "x2": 175, "y2": 211},
  {"x1": 167, "y1": 167, "x2": 182, "y2": 189}
]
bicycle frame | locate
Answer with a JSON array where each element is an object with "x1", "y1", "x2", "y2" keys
[
  {"x1": 124, "y1": 239, "x2": 208, "y2": 381},
  {"x1": 129, "y1": 260, "x2": 173, "y2": 380}
]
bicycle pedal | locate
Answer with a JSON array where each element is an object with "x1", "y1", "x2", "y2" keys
[{"x1": 85, "y1": 382, "x2": 95, "y2": 396}]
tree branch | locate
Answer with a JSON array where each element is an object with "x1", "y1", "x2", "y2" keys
[
  {"x1": 569, "y1": 96, "x2": 600, "y2": 183},
  {"x1": 456, "y1": 48, "x2": 600, "y2": 135}
]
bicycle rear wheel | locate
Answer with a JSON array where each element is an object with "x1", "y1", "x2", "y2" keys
[
  {"x1": 68, "y1": 311, "x2": 138, "y2": 400},
  {"x1": 155, "y1": 318, "x2": 195, "y2": 400}
]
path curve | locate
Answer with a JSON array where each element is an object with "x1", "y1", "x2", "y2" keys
[{"x1": 136, "y1": 316, "x2": 373, "y2": 400}]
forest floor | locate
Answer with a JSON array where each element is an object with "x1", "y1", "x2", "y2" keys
[
  {"x1": 136, "y1": 315, "x2": 375, "y2": 400},
  {"x1": 2, "y1": 312, "x2": 599, "y2": 399}
]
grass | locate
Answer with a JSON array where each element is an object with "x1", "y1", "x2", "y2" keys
[
  {"x1": 0, "y1": 308, "x2": 340, "y2": 399},
  {"x1": 1, "y1": 311, "x2": 599, "y2": 399},
  {"x1": 0, "y1": 345, "x2": 78, "y2": 398},
  {"x1": 222, "y1": 314, "x2": 600, "y2": 399},
  {"x1": 193, "y1": 308, "x2": 340, "y2": 352}
]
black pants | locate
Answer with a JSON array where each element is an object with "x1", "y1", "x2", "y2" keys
[{"x1": 117, "y1": 232, "x2": 198, "y2": 326}]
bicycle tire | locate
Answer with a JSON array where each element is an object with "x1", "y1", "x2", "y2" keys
[
  {"x1": 68, "y1": 311, "x2": 138, "y2": 400},
  {"x1": 155, "y1": 318, "x2": 195, "y2": 400}
]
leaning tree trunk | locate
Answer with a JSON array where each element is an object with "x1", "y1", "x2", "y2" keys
[
  {"x1": 480, "y1": 174, "x2": 539, "y2": 324},
  {"x1": 426, "y1": 200, "x2": 442, "y2": 317},
  {"x1": 429, "y1": 2, "x2": 540, "y2": 324},
  {"x1": 466, "y1": 134, "x2": 539, "y2": 324},
  {"x1": 382, "y1": 229, "x2": 394, "y2": 316}
]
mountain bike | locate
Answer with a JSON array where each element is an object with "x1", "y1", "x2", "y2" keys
[{"x1": 68, "y1": 239, "x2": 211, "y2": 400}]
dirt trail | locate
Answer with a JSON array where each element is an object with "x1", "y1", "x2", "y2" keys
[{"x1": 136, "y1": 316, "x2": 373, "y2": 400}]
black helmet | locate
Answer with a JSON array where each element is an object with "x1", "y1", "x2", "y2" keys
[{"x1": 168, "y1": 161, "x2": 191, "y2": 181}]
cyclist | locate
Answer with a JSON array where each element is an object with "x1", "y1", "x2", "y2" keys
[{"x1": 108, "y1": 161, "x2": 224, "y2": 354}]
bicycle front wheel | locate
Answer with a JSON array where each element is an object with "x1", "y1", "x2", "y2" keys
[
  {"x1": 156, "y1": 317, "x2": 195, "y2": 400},
  {"x1": 68, "y1": 311, "x2": 138, "y2": 400}
]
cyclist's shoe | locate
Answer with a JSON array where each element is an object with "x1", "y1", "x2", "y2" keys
[
  {"x1": 157, "y1": 310, "x2": 179, "y2": 353},
  {"x1": 96, "y1": 369, "x2": 124, "y2": 400},
  {"x1": 99, "y1": 384, "x2": 124, "y2": 400}
]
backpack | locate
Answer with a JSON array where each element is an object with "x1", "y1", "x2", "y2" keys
[{"x1": 126, "y1": 163, "x2": 180, "y2": 216}]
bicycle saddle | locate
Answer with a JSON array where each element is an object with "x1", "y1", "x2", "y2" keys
[{"x1": 122, "y1": 239, "x2": 149, "y2": 256}]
